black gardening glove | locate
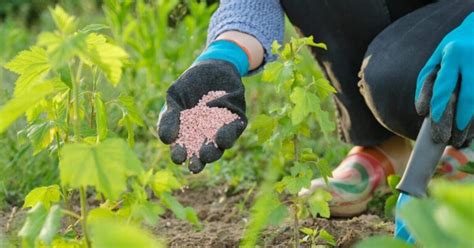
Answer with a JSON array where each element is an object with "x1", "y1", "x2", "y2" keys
[{"x1": 157, "y1": 60, "x2": 247, "y2": 173}]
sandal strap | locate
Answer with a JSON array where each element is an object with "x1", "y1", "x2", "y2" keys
[
  {"x1": 438, "y1": 146, "x2": 470, "y2": 180},
  {"x1": 444, "y1": 146, "x2": 469, "y2": 165},
  {"x1": 349, "y1": 146, "x2": 395, "y2": 177}
]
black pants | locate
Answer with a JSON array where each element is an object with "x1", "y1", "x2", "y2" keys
[{"x1": 280, "y1": 0, "x2": 474, "y2": 146}]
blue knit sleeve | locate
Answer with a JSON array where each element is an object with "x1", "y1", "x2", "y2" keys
[{"x1": 207, "y1": 0, "x2": 285, "y2": 74}]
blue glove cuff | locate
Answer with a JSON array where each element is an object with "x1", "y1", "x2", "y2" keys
[
  {"x1": 194, "y1": 40, "x2": 250, "y2": 76},
  {"x1": 395, "y1": 193, "x2": 416, "y2": 244}
]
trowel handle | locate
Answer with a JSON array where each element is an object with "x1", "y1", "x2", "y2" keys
[{"x1": 396, "y1": 118, "x2": 447, "y2": 197}]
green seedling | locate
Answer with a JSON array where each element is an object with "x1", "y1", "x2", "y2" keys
[
  {"x1": 300, "y1": 227, "x2": 336, "y2": 248},
  {"x1": 384, "y1": 175, "x2": 401, "y2": 219},
  {"x1": 241, "y1": 36, "x2": 337, "y2": 248}
]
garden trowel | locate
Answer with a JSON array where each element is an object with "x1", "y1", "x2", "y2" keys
[{"x1": 396, "y1": 117, "x2": 447, "y2": 197}]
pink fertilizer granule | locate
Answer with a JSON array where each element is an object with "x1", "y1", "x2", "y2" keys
[{"x1": 175, "y1": 91, "x2": 239, "y2": 158}]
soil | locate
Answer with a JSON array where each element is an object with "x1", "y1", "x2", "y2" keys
[
  {"x1": 155, "y1": 187, "x2": 394, "y2": 248},
  {"x1": 1, "y1": 186, "x2": 394, "y2": 248},
  {"x1": 0, "y1": 206, "x2": 22, "y2": 245}
]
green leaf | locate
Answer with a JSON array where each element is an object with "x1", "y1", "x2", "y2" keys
[
  {"x1": 4, "y1": 46, "x2": 48, "y2": 75},
  {"x1": 384, "y1": 194, "x2": 398, "y2": 218},
  {"x1": 274, "y1": 181, "x2": 286, "y2": 194},
  {"x1": 18, "y1": 203, "x2": 48, "y2": 247},
  {"x1": 59, "y1": 138, "x2": 144, "y2": 200},
  {"x1": 267, "y1": 204, "x2": 288, "y2": 226},
  {"x1": 431, "y1": 180, "x2": 474, "y2": 221},
  {"x1": 38, "y1": 205, "x2": 62, "y2": 245},
  {"x1": 318, "y1": 229, "x2": 335, "y2": 246},
  {"x1": 50, "y1": 6, "x2": 77, "y2": 34},
  {"x1": 26, "y1": 121, "x2": 57, "y2": 154},
  {"x1": 4, "y1": 46, "x2": 51, "y2": 97},
  {"x1": 79, "y1": 24, "x2": 109, "y2": 34},
  {"x1": 314, "y1": 78, "x2": 336, "y2": 99},
  {"x1": 277, "y1": 62, "x2": 294, "y2": 91},
  {"x1": 400, "y1": 198, "x2": 458, "y2": 248},
  {"x1": 89, "y1": 219, "x2": 164, "y2": 248},
  {"x1": 281, "y1": 138, "x2": 295, "y2": 160},
  {"x1": 249, "y1": 114, "x2": 277, "y2": 143},
  {"x1": 129, "y1": 202, "x2": 164, "y2": 226},
  {"x1": 316, "y1": 109, "x2": 335, "y2": 135},
  {"x1": 139, "y1": 169, "x2": 154, "y2": 186},
  {"x1": 94, "y1": 93, "x2": 108, "y2": 141},
  {"x1": 300, "y1": 227, "x2": 315, "y2": 236},
  {"x1": 280, "y1": 43, "x2": 293, "y2": 60},
  {"x1": 355, "y1": 236, "x2": 413, "y2": 248},
  {"x1": 307, "y1": 188, "x2": 332, "y2": 218},
  {"x1": 262, "y1": 61, "x2": 283, "y2": 83},
  {"x1": 161, "y1": 192, "x2": 202, "y2": 229},
  {"x1": 290, "y1": 87, "x2": 319, "y2": 125},
  {"x1": 57, "y1": 66, "x2": 73, "y2": 88},
  {"x1": 23, "y1": 185, "x2": 61, "y2": 209},
  {"x1": 87, "y1": 208, "x2": 119, "y2": 223},
  {"x1": 0, "y1": 81, "x2": 55, "y2": 134},
  {"x1": 151, "y1": 170, "x2": 181, "y2": 195},
  {"x1": 45, "y1": 238, "x2": 83, "y2": 247},
  {"x1": 314, "y1": 159, "x2": 332, "y2": 185},
  {"x1": 277, "y1": 163, "x2": 314, "y2": 194},
  {"x1": 37, "y1": 31, "x2": 87, "y2": 68},
  {"x1": 302, "y1": 36, "x2": 327, "y2": 50},
  {"x1": 280, "y1": 175, "x2": 310, "y2": 195},
  {"x1": 84, "y1": 33, "x2": 128, "y2": 85},
  {"x1": 387, "y1": 175, "x2": 401, "y2": 192},
  {"x1": 433, "y1": 205, "x2": 474, "y2": 247},
  {"x1": 118, "y1": 115, "x2": 135, "y2": 147},
  {"x1": 184, "y1": 207, "x2": 201, "y2": 228},
  {"x1": 430, "y1": 181, "x2": 474, "y2": 245},
  {"x1": 25, "y1": 100, "x2": 47, "y2": 124},
  {"x1": 290, "y1": 163, "x2": 312, "y2": 177},
  {"x1": 301, "y1": 149, "x2": 318, "y2": 162},
  {"x1": 118, "y1": 95, "x2": 144, "y2": 126},
  {"x1": 271, "y1": 40, "x2": 282, "y2": 55}
]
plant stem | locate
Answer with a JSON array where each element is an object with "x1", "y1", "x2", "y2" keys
[
  {"x1": 70, "y1": 60, "x2": 89, "y2": 246},
  {"x1": 80, "y1": 187, "x2": 91, "y2": 248},
  {"x1": 64, "y1": 90, "x2": 71, "y2": 143},
  {"x1": 293, "y1": 203, "x2": 300, "y2": 248},
  {"x1": 293, "y1": 134, "x2": 300, "y2": 248},
  {"x1": 90, "y1": 67, "x2": 98, "y2": 129},
  {"x1": 61, "y1": 186, "x2": 74, "y2": 228},
  {"x1": 69, "y1": 62, "x2": 81, "y2": 142},
  {"x1": 56, "y1": 130, "x2": 73, "y2": 228},
  {"x1": 62, "y1": 209, "x2": 82, "y2": 220},
  {"x1": 55, "y1": 131, "x2": 61, "y2": 157},
  {"x1": 293, "y1": 135, "x2": 299, "y2": 162}
]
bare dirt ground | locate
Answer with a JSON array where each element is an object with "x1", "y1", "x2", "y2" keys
[
  {"x1": 155, "y1": 187, "x2": 394, "y2": 247},
  {"x1": 1, "y1": 186, "x2": 393, "y2": 247},
  {"x1": 0, "y1": 206, "x2": 22, "y2": 246}
]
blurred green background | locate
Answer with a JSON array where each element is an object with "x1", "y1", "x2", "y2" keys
[{"x1": 0, "y1": 0, "x2": 347, "y2": 210}]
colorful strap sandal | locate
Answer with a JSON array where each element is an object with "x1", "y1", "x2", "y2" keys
[
  {"x1": 299, "y1": 146, "x2": 396, "y2": 217},
  {"x1": 437, "y1": 144, "x2": 474, "y2": 181}
]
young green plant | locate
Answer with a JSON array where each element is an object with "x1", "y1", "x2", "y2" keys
[{"x1": 242, "y1": 37, "x2": 337, "y2": 247}]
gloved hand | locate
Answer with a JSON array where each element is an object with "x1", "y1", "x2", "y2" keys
[
  {"x1": 394, "y1": 192, "x2": 416, "y2": 244},
  {"x1": 158, "y1": 40, "x2": 249, "y2": 173},
  {"x1": 415, "y1": 12, "x2": 474, "y2": 147}
]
